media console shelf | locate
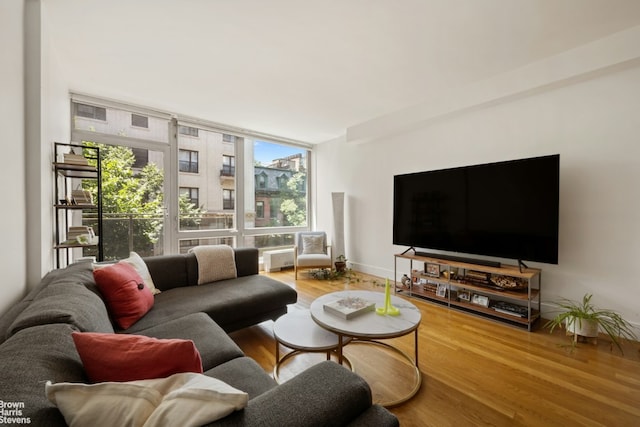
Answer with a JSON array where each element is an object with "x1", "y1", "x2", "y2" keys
[{"x1": 394, "y1": 252, "x2": 541, "y2": 331}]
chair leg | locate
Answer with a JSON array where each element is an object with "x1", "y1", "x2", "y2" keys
[{"x1": 295, "y1": 266, "x2": 298, "y2": 280}]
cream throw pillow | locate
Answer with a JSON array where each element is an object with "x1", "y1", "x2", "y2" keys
[
  {"x1": 122, "y1": 252, "x2": 161, "y2": 295},
  {"x1": 302, "y1": 235, "x2": 325, "y2": 255},
  {"x1": 188, "y1": 245, "x2": 237, "y2": 285},
  {"x1": 46, "y1": 372, "x2": 248, "y2": 427}
]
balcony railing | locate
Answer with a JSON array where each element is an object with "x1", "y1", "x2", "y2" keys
[{"x1": 220, "y1": 165, "x2": 235, "y2": 177}]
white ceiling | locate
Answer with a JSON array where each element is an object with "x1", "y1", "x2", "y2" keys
[{"x1": 44, "y1": 0, "x2": 640, "y2": 143}]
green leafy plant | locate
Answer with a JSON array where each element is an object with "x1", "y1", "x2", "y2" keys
[
  {"x1": 545, "y1": 293, "x2": 637, "y2": 353},
  {"x1": 310, "y1": 267, "x2": 384, "y2": 287}
]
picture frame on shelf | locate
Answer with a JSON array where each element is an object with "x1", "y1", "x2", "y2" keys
[
  {"x1": 436, "y1": 283, "x2": 447, "y2": 298},
  {"x1": 425, "y1": 263, "x2": 440, "y2": 277},
  {"x1": 471, "y1": 294, "x2": 490, "y2": 307},
  {"x1": 458, "y1": 290, "x2": 471, "y2": 302}
]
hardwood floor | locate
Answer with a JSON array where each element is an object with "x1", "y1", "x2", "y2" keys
[{"x1": 228, "y1": 269, "x2": 640, "y2": 427}]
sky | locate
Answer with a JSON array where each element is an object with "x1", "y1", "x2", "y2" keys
[{"x1": 254, "y1": 140, "x2": 304, "y2": 165}]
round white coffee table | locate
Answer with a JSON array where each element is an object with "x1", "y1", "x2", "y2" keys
[
  {"x1": 310, "y1": 290, "x2": 422, "y2": 407},
  {"x1": 272, "y1": 311, "x2": 352, "y2": 383}
]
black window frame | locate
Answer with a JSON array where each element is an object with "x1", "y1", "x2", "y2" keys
[{"x1": 178, "y1": 149, "x2": 199, "y2": 173}]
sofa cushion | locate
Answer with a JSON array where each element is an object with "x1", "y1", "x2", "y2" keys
[
  {"x1": 122, "y1": 275, "x2": 297, "y2": 333},
  {"x1": 143, "y1": 254, "x2": 195, "y2": 290},
  {"x1": 204, "y1": 361, "x2": 375, "y2": 427},
  {"x1": 7, "y1": 278, "x2": 114, "y2": 338},
  {"x1": 46, "y1": 372, "x2": 248, "y2": 427},
  {"x1": 0, "y1": 323, "x2": 86, "y2": 426},
  {"x1": 0, "y1": 267, "x2": 69, "y2": 342},
  {"x1": 72, "y1": 332, "x2": 203, "y2": 382},
  {"x1": 93, "y1": 262, "x2": 154, "y2": 329},
  {"x1": 204, "y1": 357, "x2": 277, "y2": 400},
  {"x1": 133, "y1": 313, "x2": 244, "y2": 371}
]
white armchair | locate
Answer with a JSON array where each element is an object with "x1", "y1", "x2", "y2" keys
[{"x1": 294, "y1": 232, "x2": 332, "y2": 279}]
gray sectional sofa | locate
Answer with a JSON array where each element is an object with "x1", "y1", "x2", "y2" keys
[{"x1": 0, "y1": 247, "x2": 399, "y2": 426}]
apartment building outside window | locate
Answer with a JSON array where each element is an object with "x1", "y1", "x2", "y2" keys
[
  {"x1": 69, "y1": 95, "x2": 311, "y2": 261},
  {"x1": 179, "y1": 149, "x2": 199, "y2": 173}
]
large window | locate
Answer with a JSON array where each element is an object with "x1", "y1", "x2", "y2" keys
[
  {"x1": 250, "y1": 141, "x2": 307, "y2": 229},
  {"x1": 177, "y1": 124, "x2": 237, "y2": 232},
  {"x1": 69, "y1": 94, "x2": 311, "y2": 263},
  {"x1": 71, "y1": 98, "x2": 170, "y2": 260}
]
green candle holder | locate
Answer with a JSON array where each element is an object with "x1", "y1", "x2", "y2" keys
[{"x1": 376, "y1": 278, "x2": 400, "y2": 316}]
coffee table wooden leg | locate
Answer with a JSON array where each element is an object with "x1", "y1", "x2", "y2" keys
[
  {"x1": 414, "y1": 328, "x2": 419, "y2": 369},
  {"x1": 338, "y1": 334, "x2": 343, "y2": 365}
]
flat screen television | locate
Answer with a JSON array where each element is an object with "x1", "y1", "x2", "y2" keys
[{"x1": 393, "y1": 154, "x2": 559, "y2": 265}]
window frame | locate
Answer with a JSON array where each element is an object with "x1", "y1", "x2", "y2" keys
[
  {"x1": 223, "y1": 189, "x2": 235, "y2": 210},
  {"x1": 178, "y1": 149, "x2": 199, "y2": 173},
  {"x1": 131, "y1": 113, "x2": 149, "y2": 129},
  {"x1": 69, "y1": 94, "x2": 313, "y2": 260},
  {"x1": 179, "y1": 186, "x2": 200, "y2": 207}
]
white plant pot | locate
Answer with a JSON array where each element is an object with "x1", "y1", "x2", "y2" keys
[{"x1": 565, "y1": 317, "x2": 599, "y2": 337}]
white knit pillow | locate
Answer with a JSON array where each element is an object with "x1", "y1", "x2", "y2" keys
[
  {"x1": 46, "y1": 372, "x2": 248, "y2": 427},
  {"x1": 302, "y1": 235, "x2": 324, "y2": 254}
]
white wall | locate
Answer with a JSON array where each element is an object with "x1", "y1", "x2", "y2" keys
[
  {"x1": 0, "y1": 0, "x2": 28, "y2": 315},
  {"x1": 316, "y1": 41, "x2": 640, "y2": 327},
  {"x1": 41, "y1": 0, "x2": 71, "y2": 274},
  {"x1": 0, "y1": 0, "x2": 70, "y2": 316}
]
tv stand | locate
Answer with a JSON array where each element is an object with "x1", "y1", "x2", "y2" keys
[
  {"x1": 413, "y1": 251, "x2": 501, "y2": 268},
  {"x1": 394, "y1": 252, "x2": 541, "y2": 331}
]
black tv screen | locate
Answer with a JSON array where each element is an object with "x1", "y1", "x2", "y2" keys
[{"x1": 393, "y1": 154, "x2": 559, "y2": 264}]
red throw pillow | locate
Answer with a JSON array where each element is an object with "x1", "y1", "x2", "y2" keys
[
  {"x1": 93, "y1": 262, "x2": 154, "y2": 329},
  {"x1": 72, "y1": 332, "x2": 203, "y2": 382}
]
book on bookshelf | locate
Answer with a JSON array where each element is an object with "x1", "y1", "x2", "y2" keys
[
  {"x1": 323, "y1": 296, "x2": 375, "y2": 320},
  {"x1": 63, "y1": 153, "x2": 89, "y2": 166}
]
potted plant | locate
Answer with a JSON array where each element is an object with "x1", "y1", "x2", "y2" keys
[
  {"x1": 545, "y1": 293, "x2": 637, "y2": 353},
  {"x1": 335, "y1": 255, "x2": 347, "y2": 272}
]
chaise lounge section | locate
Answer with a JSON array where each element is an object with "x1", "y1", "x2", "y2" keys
[{"x1": 0, "y1": 247, "x2": 398, "y2": 426}]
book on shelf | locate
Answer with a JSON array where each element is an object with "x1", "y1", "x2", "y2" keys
[
  {"x1": 63, "y1": 153, "x2": 89, "y2": 166},
  {"x1": 67, "y1": 226, "x2": 94, "y2": 239},
  {"x1": 70, "y1": 189, "x2": 93, "y2": 205},
  {"x1": 323, "y1": 296, "x2": 375, "y2": 320},
  {"x1": 492, "y1": 302, "x2": 528, "y2": 317}
]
